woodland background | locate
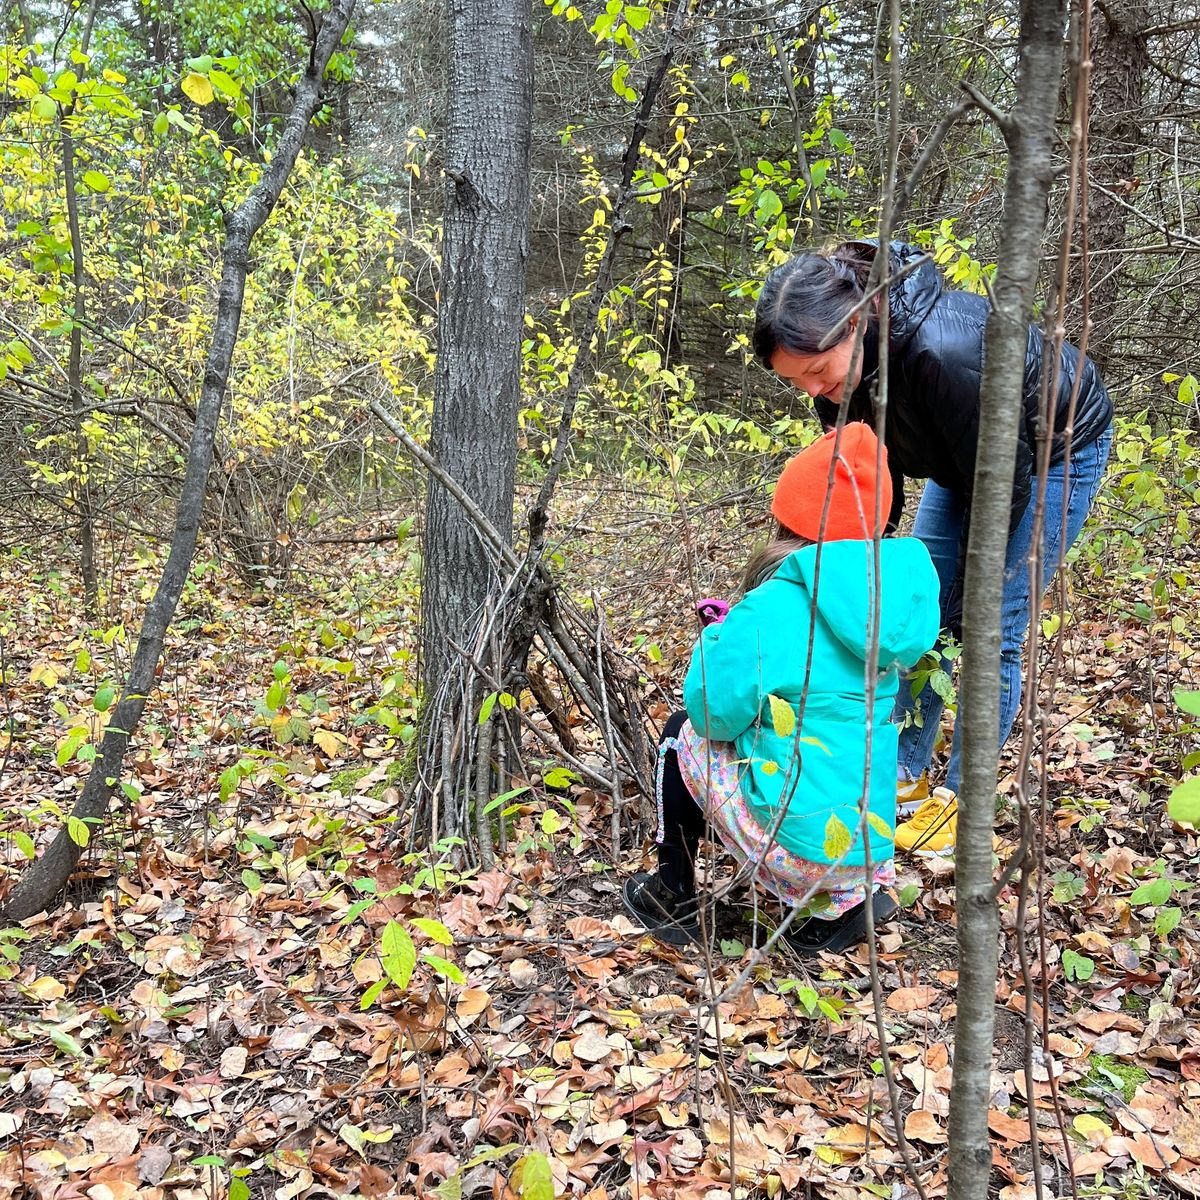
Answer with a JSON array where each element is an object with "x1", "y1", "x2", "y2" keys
[{"x1": 0, "y1": 2, "x2": 1198, "y2": 1200}]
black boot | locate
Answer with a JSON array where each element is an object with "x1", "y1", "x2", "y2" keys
[
  {"x1": 784, "y1": 890, "x2": 899, "y2": 956},
  {"x1": 622, "y1": 872, "x2": 700, "y2": 946}
]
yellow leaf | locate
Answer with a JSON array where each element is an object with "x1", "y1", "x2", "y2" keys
[
  {"x1": 28, "y1": 976, "x2": 66, "y2": 1001},
  {"x1": 867, "y1": 812, "x2": 894, "y2": 840},
  {"x1": 182, "y1": 72, "x2": 214, "y2": 105},
  {"x1": 30, "y1": 660, "x2": 60, "y2": 687},
  {"x1": 313, "y1": 728, "x2": 342, "y2": 756},
  {"x1": 1073, "y1": 1114, "x2": 1112, "y2": 1144},
  {"x1": 767, "y1": 694, "x2": 795, "y2": 738},
  {"x1": 823, "y1": 813, "x2": 851, "y2": 859}
]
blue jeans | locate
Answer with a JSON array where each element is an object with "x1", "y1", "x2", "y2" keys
[{"x1": 894, "y1": 426, "x2": 1113, "y2": 794}]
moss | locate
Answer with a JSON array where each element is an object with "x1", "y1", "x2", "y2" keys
[
  {"x1": 369, "y1": 758, "x2": 407, "y2": 799},
  {"x1": 1074, "y1": 1054, "x2": 1149, "y2": 1103},
  {"x1": 328, "y1": 765, "x2": 372, "y2": 794}
]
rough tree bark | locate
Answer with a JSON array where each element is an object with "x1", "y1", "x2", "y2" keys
[
  {"x1": 1066, "y1": 0, "x2": 1148, "y2": 370},
  {"x1": 948, "y1": 0, "x2": 1068, "y2": 1196},
  {"x1": 421, "y1": 0, "x2": 533, "y2": 699},
  {"x1": 0, "y1": 0, "x2": 357, "y2": 922}
]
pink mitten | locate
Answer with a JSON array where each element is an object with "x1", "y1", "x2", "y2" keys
[{"x1": 696, "y1": 598, "x2": 729, "y2": 627}]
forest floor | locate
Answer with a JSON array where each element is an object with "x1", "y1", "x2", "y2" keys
[{"x1": 1, "y1": 468, "x2": 1199, "y2": 1200}]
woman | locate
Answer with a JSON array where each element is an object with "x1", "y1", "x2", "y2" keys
[{"x1": 752, "y1": 240, "x2": 1114, "y2": 856}]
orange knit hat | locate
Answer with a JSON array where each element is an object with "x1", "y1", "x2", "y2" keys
[{"x1": 771, "y1": 423, "x2": 892, "y2": 543}]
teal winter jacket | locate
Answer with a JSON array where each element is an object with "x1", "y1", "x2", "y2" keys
[{"x1": 682, "y1": 538, "x2": 940, "y2": 867}]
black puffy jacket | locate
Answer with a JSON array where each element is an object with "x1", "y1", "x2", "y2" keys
[{"x1": 814, "y1": 240, "x2": 1113, "y2": 628}]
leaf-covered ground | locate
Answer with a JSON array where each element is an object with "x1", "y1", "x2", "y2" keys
[{"x1": 1, "y1": 471, "x2": 1199, "y2": 1200}]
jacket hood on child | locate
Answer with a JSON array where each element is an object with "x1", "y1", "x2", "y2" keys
[
  {"x1": 683, "y1": 535, "x2": 940, "y2": 869},
  {"x1": 784, "y1": 538, "x2": 938, "y2": 669}
]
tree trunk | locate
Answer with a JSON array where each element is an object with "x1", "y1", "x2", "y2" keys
[
  {"x1": 0, "y1": 0, "x2": 358, "y2": 922},
  {"x1": 948, "y1": 0, "x2": 1067, "y2": 1197},
  {"x1": 422, "y1": 0, "x2": 533, "y2": 698},
  {"x1": 1066, "y1": 0, "x2": 1148, "y2": 371}
]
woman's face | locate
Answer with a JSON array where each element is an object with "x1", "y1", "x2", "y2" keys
[{"x1": 769, "y1": 323, "x2": 862, "y2": 404}]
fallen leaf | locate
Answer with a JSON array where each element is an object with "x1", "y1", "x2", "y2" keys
[
  {"x1": 886, "y1": 986, "x2": 939, "y2": 1013},
  {"x1": 903, "y1": 1110, "x2": 947, "y2": 1144},
  {"x1": 219, "y1": 1046, "x2": 248, "y2": 1079},
  {"x1": 137, "y1": 1146, "x2": 172, "y2": 1185},
  {"x1": 989, "y1": 1110, "x2": 1033, "y2": 1144},
  {"x1": 83, "y1": 1118, "x2": 139, "y2": 1158},
  {"x1": 573, "y1": 1029, "x2": 614, "y2": 1063},
  {"x1": 1074, "y1": 1114, "x2": 1113, "y2": 1144},
  {"x1": 508, "y1": 959, "x2": 537, "y2": 988},
  {"x1": 456, "y1": 989, "x2": 491, "y2": 1016}
]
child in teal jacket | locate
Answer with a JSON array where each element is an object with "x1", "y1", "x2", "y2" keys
[{"x1": 624, "y1": 424, "x2": 941, "y2": 952}]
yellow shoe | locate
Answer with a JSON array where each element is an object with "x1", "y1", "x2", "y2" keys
[
  {"x1": 895, "y1": 788, "x2": 957, "y2": 857},
  {"x1": 896, "y1": 774, "x2": 930, "y2": 817}
]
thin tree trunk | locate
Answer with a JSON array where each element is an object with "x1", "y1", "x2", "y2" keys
[
  {"x1": 421, "y1": 0, "x2": 533, "y2": 697},
  {"x1": 61, "y1": 127, "x2": 98, "y2": 616},
  {"x1": 0, "y1": 0, "x2": 358, "y2": 923},
  {"x1": 60, "y1": 0, "x2": 101, "y2": 614},
  {"x1": 948, "y1": 0, "x2": 1067, "y2": 1196}
]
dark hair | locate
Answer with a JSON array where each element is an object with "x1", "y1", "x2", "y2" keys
[
  {"x1": 741, "y1": 521, "x2": 812, "y2": 595},
  {"x1": 752, "y1": 242, "x2": 877, "y2": 367}
]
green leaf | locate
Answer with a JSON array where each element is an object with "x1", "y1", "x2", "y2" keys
[
  {"x1": 542, "y1": 766, "x2": 577, "y2": 790},
  {"x1": 422, "y1": 953, "x2": 466, "y2": 985},
  {"x1": 1154, "y1": 906, "x2": 1182, "y2": 940},
  {"x1": 867, "y1": 812, "x2": 893, "y2": 840},
  {"x1": 792, "y1": 985, "x2": 819, "y2": 1016},
  {"x1": 1130, "y1": 876, "x2": 1171, "y2": 906},
  {"x1": 14, "y1": 831, "x2": 36, "y2": 860},
  {"x1": 610, "y1": 62, "x2": 635, "y2": 102},
  {"x1": 540, "y1": 807, "x2": 564, "y2": 836},
  {"x1": 898, "y1": 883, "x2": 921, "y2": 907},
  {"x1": 484, "y1": 785, "x2": 530, "y2": 815},
  {"x1": 219, "y1": 765, "x2": 243, "y2": 803},
  {"x1": 1061, "y1": 949, "x2": 1094, "y2": 982},
  {"x1": 1173, "y1": 689, "x2": 1200, "y2": 717},
  {"x1": 359, "y1": 977, "x2": 387, "y2": 1010},
  {"x1": 755, "y1": 188, "x2": 783, "y2": 223},
  {"x1": 181, "y1": 71, "x2": 214, "y2": 105},
  {"x1": 93, "y1": 684, "x2": 115, "y2": 712},
  {"x1": 49, "y1": 1027, "x2": 83, "y2": 1056},
  {"x1": 512, "y1": 1152, "x2": 554, "y2": 1200},
  {"x1": 265, "y1": 679, "x2": 286, "y2": 711},
  {"x1": 823, "y1": 813, "x2": 851, "y2": 860},
  {"x1": 1168, "y1": 775, "x2": 1200, "y2": 825},
  {"x1": 152, "y1": 111, "x2": 169, "y2": 136},
  {"x1": 478, "y1": 691, "x2": 498, "y2": 725},
  {"x1": 32, "y1": 94, "x2": 56, "y2": 119},
  {"x1": 56, "y1": 726, "x2": 89, "y2": 766},
  {"x1": 209, "y1": 68, "x2": 241, "y2": 98},
  {"x1": 241, "y1": 869, "x2": 262, "y2": 893},
  {"x1": 229, "y1": 1180, "x2": 250, "y2": 1200},
  {"x1": 767, "y1": 694, "x2": 795, "y2": 738},
  {"x1": 192, "y1": 1155, "x2": 226, "y2": 1167},
  {"x1": 81, "y1": 169, "x2": 110, "y2": 193},
  {"x1": 380, "y1": 919, "x2": 416, "y2": 989},
  {"x1": 67, "y1": 816, "x2": 90, "y2": 847},
  {"x1": 411, "y1": 917, "x2": 453, "y2": 945},
  {"x1": 624, "y1": 5, "x2": 651, "y2": 29}
]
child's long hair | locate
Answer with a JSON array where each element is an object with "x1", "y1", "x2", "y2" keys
[{"x1": 741, "y1": 522, "x2": 812, "y2": 594}]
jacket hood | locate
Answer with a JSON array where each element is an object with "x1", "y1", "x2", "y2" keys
[
  {"x1": 886, "y1": 241, "x2": 942, "y2": 350},
  {"x1": 843, "y1": 239, "x2": 942, "y2": 351},
  {"x1": 778, "y1": 538, "x2": 941, "y2": 669}
]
